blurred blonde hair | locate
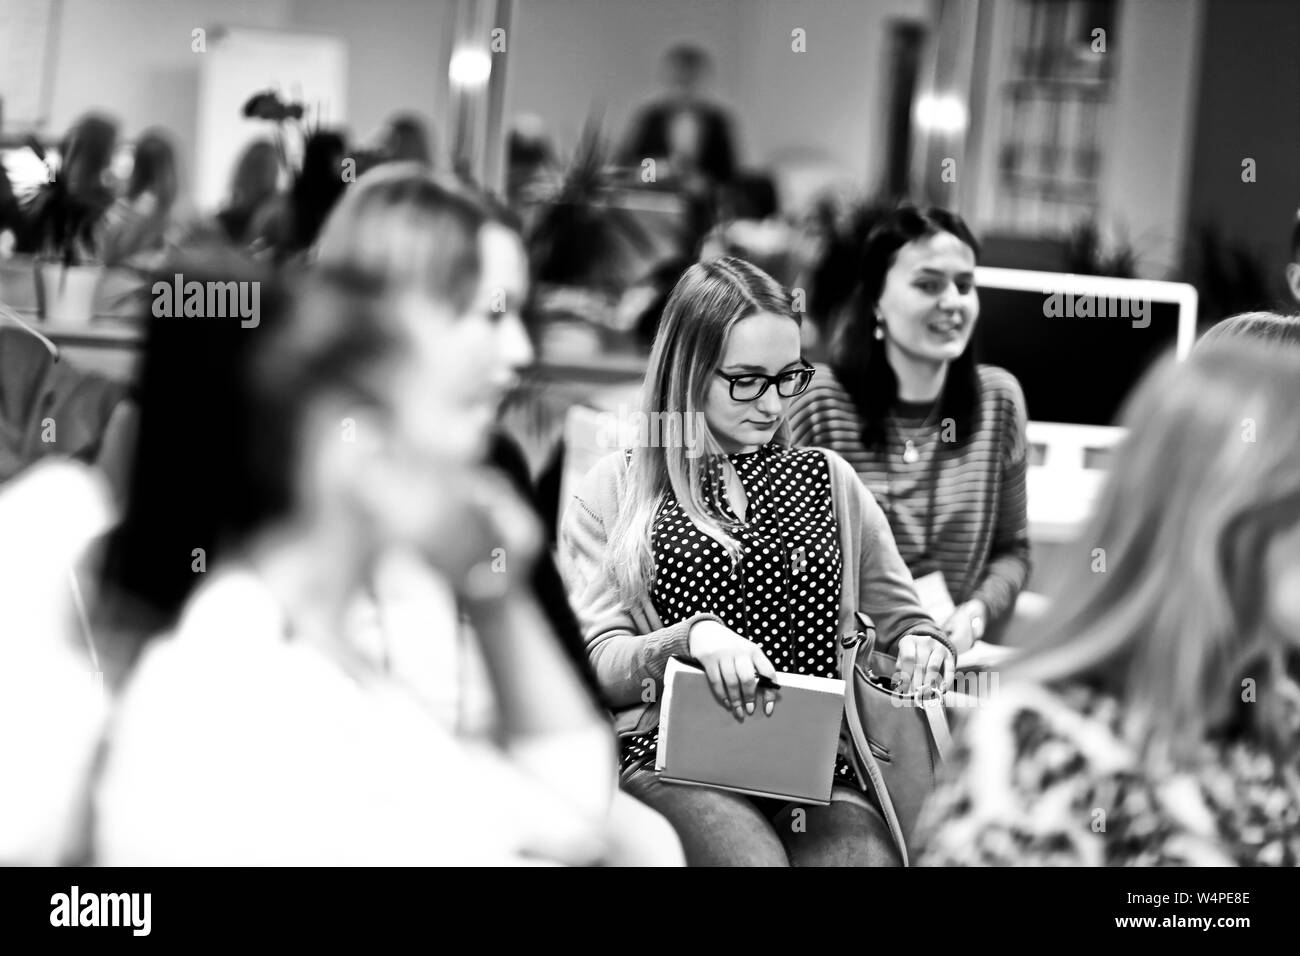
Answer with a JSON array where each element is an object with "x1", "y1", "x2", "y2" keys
[
  {"x1": 606, "y1": 257, "x2": 797, "y2": 601},
  {"x1": 1195, "y1": 310, "x2": 1300, "y2": 351},
  {"x1": 315, "y1": 162, "x2": 484, "y2": 313},
  {"x1": 1014, "y1": 341, "x2": 1300, "y2": 760}
]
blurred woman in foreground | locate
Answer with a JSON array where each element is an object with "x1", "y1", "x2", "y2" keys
[
  {"x1": 915, "y1": 341, "x2": 1300, "y2": 865},
  {"x1": 311, "y1": 164, "x2": 680, "y2": 863},
  {"x1": 94, "y1": 244, "x2": 623, "y2": 862}
]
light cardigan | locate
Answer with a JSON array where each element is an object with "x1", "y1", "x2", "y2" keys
[{"x1": 558, "y1": 446, "x2": 948, "y2": 736}]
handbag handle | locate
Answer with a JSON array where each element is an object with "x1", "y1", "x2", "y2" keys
[
  {"x1": 841, "y1": 612, "x2": 956, "y2": 865},
  {"x1": 840, "y1": 613, "x2": 911, "y2": 866}
]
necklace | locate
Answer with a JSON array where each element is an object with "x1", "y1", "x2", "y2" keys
[{"x1": 898, "y1": 398, "x2": 941, "y2": 463}]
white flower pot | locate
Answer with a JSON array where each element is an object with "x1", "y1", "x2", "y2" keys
[
  {"x1": 37, "y1": 263, "x2": 103, "y2": 326},
  {"x1": 0, "y1": 255, "x2": 41, "y2": 313}
]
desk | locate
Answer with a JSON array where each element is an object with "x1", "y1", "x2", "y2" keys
[{"x1": 40, "y1": 317, "x2": 145, "y2": 383}]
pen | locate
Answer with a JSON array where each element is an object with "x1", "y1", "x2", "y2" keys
[{"x1": 756, "y1": 673, "x2": 782, "y2": 690}]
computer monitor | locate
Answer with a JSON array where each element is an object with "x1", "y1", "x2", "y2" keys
[{"x1": 972, "y1": 266, "x2": 1198, "y2": 540}]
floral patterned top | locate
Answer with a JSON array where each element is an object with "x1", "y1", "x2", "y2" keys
[{"x1": 914, "y1": 678, "x2": 1300, "y2": 866}]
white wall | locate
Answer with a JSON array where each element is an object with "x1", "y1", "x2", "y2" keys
[
  {"x1": 287, "y1": 0, "x2": 456, "y2": 160},
  {"x1": 48, "y1": 0, "x2": 290, "y2": 210},
  {"x1": 966, "y1": 0, "x2": 1203, "y2": 279},
  {"x1": 1098, "y1": 0, "x2": 1203, "y2": 278}
]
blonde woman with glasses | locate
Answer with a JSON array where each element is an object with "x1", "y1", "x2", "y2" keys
[{"x1": 560, "y1": 256, "x2": 953, "y2": 866}]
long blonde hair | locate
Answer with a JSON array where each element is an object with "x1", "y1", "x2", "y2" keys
[
  {"x1": 607, "y1": 257, "x2": 798, "y2": 601},
  {"x1": 1013, "y1": 340, "x2": 1300, "y2": 760}
]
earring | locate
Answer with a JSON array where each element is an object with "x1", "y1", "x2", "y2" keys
[{"x1": 874, "y1": 324, "x2": 885, "y2": 341}]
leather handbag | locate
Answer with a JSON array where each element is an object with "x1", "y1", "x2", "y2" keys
[{"x1": 838, "y1": 611, "x2": 955, "y2": 866}]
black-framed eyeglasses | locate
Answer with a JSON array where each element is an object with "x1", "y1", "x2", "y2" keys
[{"x1": 714, "y1": 364, "x2": 816, "y2": 402}]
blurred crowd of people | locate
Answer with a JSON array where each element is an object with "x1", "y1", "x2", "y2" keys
[{"x1": 1, "y1": 41, "x2": 1299, "y2": 868}]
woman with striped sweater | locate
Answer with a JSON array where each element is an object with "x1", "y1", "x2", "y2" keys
[{"x1": 788, "y1": 206, "x2": 1031, "y2": 652}]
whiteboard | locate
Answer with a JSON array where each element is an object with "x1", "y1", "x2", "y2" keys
[
  {"x1": 195, "y1": 27, "x2": 347, "y2": 211},
  {"x1": 0, "y1": 0, "x2": 59, "y2": 134}
]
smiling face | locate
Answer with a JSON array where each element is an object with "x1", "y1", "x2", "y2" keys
[
  {"x1": 876, "y1": 231, "x2": 979, "y2": 367},
  {"x1": 704, "y1": 310, "x2": 803, "y2": 455}
]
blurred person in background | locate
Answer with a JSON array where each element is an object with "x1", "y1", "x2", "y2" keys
[
  {"x1": 102, "y1": 128, "x2": 179, "y2": 269},
  {"x1": 915, "y1": 341, "x2": 1300, "y2": 866},
  {"x1": 505, "y1": 114, "x2": 559, "y2": 212},
  {"x1": 255, "y1": 129, "x2": 349, "y2": 263},
  {"x1": 559, "y1": 256, "x2": 953, "y2": 866},
  {"x1": 788, "y1": 205, "x2": 1034, "y2": 652},
  {"x1": 314, "y1": 164, "x2": 680, "y2": 863},
  {"x1": 623, "y1": 43, "x2": 737, "y2": 195},
  {"x1": 92, "y1": 247, "x2": 630, "y2": 864},
  {"x1": 214, "y1": 140, "x2": 280, "y2": 248},
  {"x1": 622, "y1": 43, "x2": 739, "y2": 248},
  {"x1": 382, "y1": 112, "x2": 435, "y2": 166},
  {"x1": 1287, "y1": 214, "x2": 1300, "y2": 305},
  {"x1": 17, "y1": 113, "x2": 118, "y2": 262}
]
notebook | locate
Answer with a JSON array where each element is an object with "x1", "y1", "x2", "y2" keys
[{"x1": 655, "y1": 657, "x2": 846, "y2": 804}]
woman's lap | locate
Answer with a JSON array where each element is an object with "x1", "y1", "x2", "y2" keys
[{"x1": 623, "y1": 768, "x2": 900, "y2": 867}]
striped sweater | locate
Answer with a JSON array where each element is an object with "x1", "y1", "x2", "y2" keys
[{"x1": 787, "y1": 363, "x2": 1031, "y2": 630}]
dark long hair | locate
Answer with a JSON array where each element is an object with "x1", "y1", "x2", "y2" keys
[
  {"x1": 288, "y1": 130, "x2": 348, "y2": 253},
  {"x1": 95, "y1": 257, "x2": 406, "y2": 650},
  {"x1": 125, "y1": 129, "x2": 178, "y2": 212},
  {"x1": 829, "y1": 204, "x2": 981, "y2": 449}
]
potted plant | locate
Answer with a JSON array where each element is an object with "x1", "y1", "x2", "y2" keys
[{"x1": 18, "y1": 115, "x2": 120, "y2": 325}]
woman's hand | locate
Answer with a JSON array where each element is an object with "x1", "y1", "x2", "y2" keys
[
  {"x1": 687, "y1": 619, "x2": 780, "y2": 721},
  {"x1": 417, "y1": 466, "x2": 542, "y2": 601},
  {"x1": 892, "y1": 633, "x2": 955, "y2": 695},
  {"x1": 941, "y1": 599, "x2": 988, "y2": 657}
]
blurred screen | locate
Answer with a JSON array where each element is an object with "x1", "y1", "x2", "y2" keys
[{"x1": 973, "y1": 286, "x2": 1185, "y2": 427}]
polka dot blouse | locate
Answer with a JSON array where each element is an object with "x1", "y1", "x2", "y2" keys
[{"x1": 622, "y1": 442, "x2": 854, "y2": 781}]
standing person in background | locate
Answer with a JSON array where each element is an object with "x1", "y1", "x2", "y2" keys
[
  {"x1": 622, "y1": 44, "x2": 738, "y2": 248},
  {"x1": 915, "y1": 342, "x2": 1300, "y2": 866},
  {"x1": 560, "y1": 256, "x2": 952, "y2": 866},
  {"x1": 102, "y1": 129, "x2": 179, "y2": 269},
  {"x1": 788, "y1": 205, "x2": 1032, "y2": 652}
]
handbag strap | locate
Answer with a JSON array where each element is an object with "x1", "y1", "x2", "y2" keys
[
  {"x1": 839, "y1": 615, "x2": 911, "y2": 866},
  {"x1": 920, "y1": 692, "x2": 952, "y2": 762}
]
